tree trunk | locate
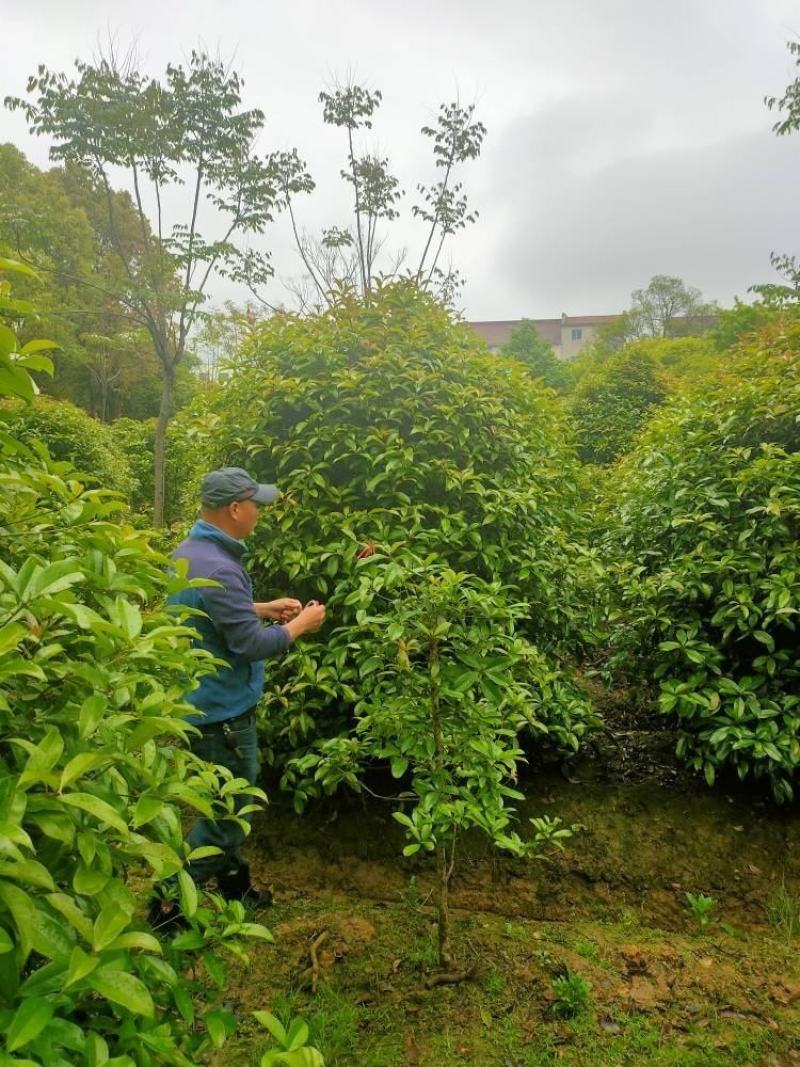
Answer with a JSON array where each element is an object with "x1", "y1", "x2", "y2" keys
[
  {"x1": 153, "y1": 362, "x2": 175, "y2": 527},
  {"x1": 436, "y1": 844, "x2": 453, "y2": 968},
  {"x1": 428, "y1": 633, "x2": 453, "y2": 967}
]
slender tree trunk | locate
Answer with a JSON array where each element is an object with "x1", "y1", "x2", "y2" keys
[
  {"x1": 153, "y1": 361, "x2": 175, "y2": 527},
  {"x1": 428, "y1": 633, "x2": 453, "y2": 967},
  {"x1": 436, "y1": 844, "x2": 452, "y2": 967}
]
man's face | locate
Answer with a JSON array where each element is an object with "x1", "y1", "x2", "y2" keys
[{"x1": 228, "y1": 497, "x2": 262, "y2": 539}]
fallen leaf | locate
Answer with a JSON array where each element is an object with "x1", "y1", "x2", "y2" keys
[{"x1": 403, "y1": 1031, "x2": 420, "y2": 1065}]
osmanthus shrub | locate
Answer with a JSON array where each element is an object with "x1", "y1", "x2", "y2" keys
[
  {"x1": 0, "y1": 265, "x2": 273, "y2": 1064},
  {"x1": 569, "y1": 346, "x2": 670, "y2": 465},
  {"x1": 202, "y1": 281, "x2": 596, "y2": 764},
  {"x1": 601, "y1": 316, "x2": 800, "y2": 801},
  {"x1": 111, "y1": 413, "x2": 202, "y2": 526},
  {"x1": 2, "y1": 394, "x2": 135, "y2": 498}
]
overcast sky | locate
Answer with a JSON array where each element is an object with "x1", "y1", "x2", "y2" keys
[{"x1": 2, "y1": 0, "x2": 799, "y2": 319}]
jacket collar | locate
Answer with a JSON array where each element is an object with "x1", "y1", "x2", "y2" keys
[{"x1": 189, "y1": 518, "x2": 248, "y2": 559}]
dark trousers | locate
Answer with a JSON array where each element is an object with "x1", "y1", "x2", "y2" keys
[{"x1": 185, "y1": 708, "x2": 260, "y2": 884}]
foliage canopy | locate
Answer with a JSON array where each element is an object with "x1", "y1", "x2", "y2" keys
[
  {"x1": 198, "y1": 282, "x2": 596, "y2": 771},
  {"x1": 600, "y1": 316, "x2": 800, "y2": 800}
]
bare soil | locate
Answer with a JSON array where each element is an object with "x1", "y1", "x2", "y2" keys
[{"x1": 212, "y1": 707, "x2": 800, "y2": 1066}]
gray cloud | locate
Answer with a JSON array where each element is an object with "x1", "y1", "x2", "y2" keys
[{"x1": 1, "y1": 0, "x2": 798, "y2": 318}]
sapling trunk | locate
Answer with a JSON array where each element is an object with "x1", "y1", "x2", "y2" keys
[
  {"x1": 436, "y1": 844, "x2": 452, "y2": 967},
  {"x1": 428, "y1": 632, "x2": 453, "y2": 967}
]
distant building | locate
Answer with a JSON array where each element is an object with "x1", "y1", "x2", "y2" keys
[{"x1": 468, "y1": 313, "x2": 621, "y2": 360}]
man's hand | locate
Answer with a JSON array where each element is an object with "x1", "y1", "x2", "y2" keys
[
  {"x1": 284, "y1": 600, "x2": 326, "y2": 640},
  {"x1": 254, "y1": 598, "x2": 303, "y2": 623}
]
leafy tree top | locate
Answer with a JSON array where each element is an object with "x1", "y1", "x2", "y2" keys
[{"x1": 500, "y1": 319, "x2": 568, "y2": 391}]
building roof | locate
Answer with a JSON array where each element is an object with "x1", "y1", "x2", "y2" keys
[
  {"x1": 469, "y1": 318, "x2": 562, "y2": 348},
  {"x1": 468, "y1": 314, "x2": 621, "y2": 349},
  {"x1": 562, "y1": 314, "x2": 620, "y2": 326}
]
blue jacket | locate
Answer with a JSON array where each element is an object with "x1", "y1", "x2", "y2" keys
[{"x1": 169, "y1": 520, "x2": 290, "y2": 725}]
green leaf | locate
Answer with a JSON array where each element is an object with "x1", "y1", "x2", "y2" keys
[
  {"x1": 60, "y1": 753, "x2": 104, "y2": 791},
  {"x1": 186, "y1": 845, "x2": 223, "y2": 862},
  {"x1": 0, "y1": 323, "x2": 17, "y2": 358},
  {"x1": 254, "y1": 1011, "x2": 288, "y2": 1046},
  {"x1": 89, "y1": 967, "x2": 154, "y2": 1018},
  {"x1": 60, "y1": 793, "x2": 128, "y2": 835},
  {"x1": 0, "y1": 623, "x2": 26, "y2": 656},
  {"x1": 19, "y1": 338, "x2": 59, "y2": 357},
  {"x1": 78, "y1": 695, "x2": 108, "y2": 740},
  {"x1": 177, "y1": 869, "x2": 198, "y2": 918},
  {"x1": 92, "y1": 906, "x2": 131, "y2": 951},
  {"x1": 105, "y1": 931, "x2": 162, "y2": 954},
  {"x1": 0, "y1": 257, "x2": 40, "y2": 279},
  {"x1": 29, "y1": 559, "x2": 84, "y2": 599},
  {"x1": 85, "y1": 1033, "x2": 110, "y2": 1067},
  {"x1": 0, "y1": 881, "x2": 36, "y2": 961},
  {"x1": 204, "y1": 1010, "x2": 234, "y2": 1049},
  {"x1": 753, "y1": 630, "x2": 776, "y2": 652},
  {"x1": 6, "y1": 996, "x2": 54, "y2": 1052},
  {"x1": 0, "y1": 858, "x2": 55, "y2": 891},
  {"x1": 64, "y1": 946, "x2": 100, "y2": 988},
  {"x1": 132, "y1": 795, "x2": 164, "y2": 828},
  {"x1": 17, "y1": 353, "x2": 55, "y2": 375},
  {"x1": 286, "y1": 1018, "x2": 310, "y2": 1052},
  {"x1": 390, "y1": 757, "x2": 408, "y2": 778}
]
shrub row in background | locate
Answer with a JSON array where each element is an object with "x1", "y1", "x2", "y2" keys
[
  {"x1": 2, "y1": 395, "x2": 136, "y2": 499},
  {"x1": 600, "y1": 316, "x2": 800, "y2": 800}
]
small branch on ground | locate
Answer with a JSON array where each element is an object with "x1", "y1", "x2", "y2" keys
[
  {"x1": 423, "y1": 965, "x2": 476, "y2": 989},
  {"x1": 309, "y1": 930, "x2": 329, "y2": 993}
]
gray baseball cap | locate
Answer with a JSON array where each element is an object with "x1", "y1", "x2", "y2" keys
[{"x1": 200, "y1": 467, "x2": 280, "y2": 508}]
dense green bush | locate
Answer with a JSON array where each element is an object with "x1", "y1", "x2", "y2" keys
[
  {"x1": 111, "y1": 413, "x2": 202, "y2": 526},
  {"x1": 569, "y1": 346, "x2": 670, "y2": 464},
  {"x1": 0, "y1": 267, "x2": 272, "y2": 1063},
  {"x1": 601, "y1": 317, "x2": 800, "y2": 800},
  {"x1": 3, "y1": 395, "x2": 135, "y2": 497},
  {"x1": 199, "y1": 282, "x2": 596, "y2": 769}
]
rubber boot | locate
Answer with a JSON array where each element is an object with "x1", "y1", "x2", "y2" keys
[{"x1": 216, "y1": 862, "x2": 272, "y2": 908}]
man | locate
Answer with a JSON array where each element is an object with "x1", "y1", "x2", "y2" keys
[{"x1": 153, "y1": 466, "x2": 325, "y2": 923}]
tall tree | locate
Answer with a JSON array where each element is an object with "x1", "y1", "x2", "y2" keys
[
  {"x1": 628, "y1": 275, "x2": 715, "y2": 338},
  {"x1": 500, "y1": 319, "x2": 568, "y2": 390},
  {"x1": 0, "y1": 144, "x2": 145, "y2": 418},
  {"x1": 751, "y1": 39, "x2": 800, "y2": 306},
  {"x1": 7, "y1": 50, "x2": 287, "y2": 524},
  {"x1": 270, "y1": 83, "x2": 486, "y2": 308}
]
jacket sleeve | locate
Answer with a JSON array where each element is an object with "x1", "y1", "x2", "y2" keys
[{"x1": 200, "y1": 564, "x2": 291, "y2": 663}]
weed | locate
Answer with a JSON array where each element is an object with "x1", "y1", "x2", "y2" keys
[
  {"x1": 573, "y1": 938, "x2": 600, "y2": 962},
  {"x1": 406, "y1": 930, "x2": 439, "y2": 970},
  {"x1": 501, "y1": 921, "x2": 529, "y2": 942},
  {"x1": 400, "y1": 874, "x2": 425, "y2": 910},
  {"x1": 766, "y1": 877, "x2": 800, "y2": 941},
  {"x1": 484, "y1": 971, "x2": 505, "y2": 996},
  {"x1": 253, "y1": 1011, "x2": 324, "y2": 1066},
  {"x1": 552, "y1": 970, "x2": 591, "y2": 1018},
  {"x1": 685, "y1": 892, "x2": 716, "y2": 931}
]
